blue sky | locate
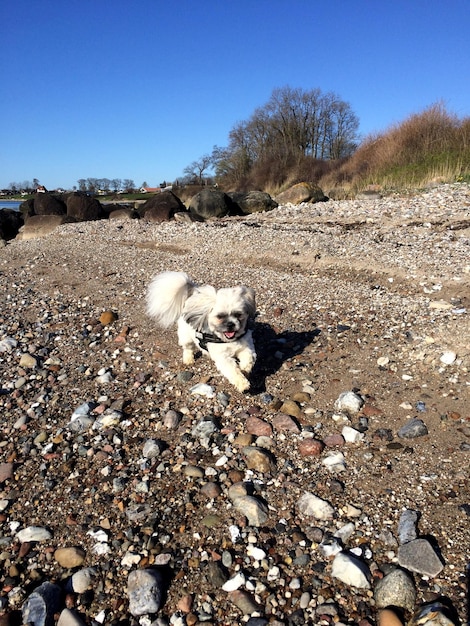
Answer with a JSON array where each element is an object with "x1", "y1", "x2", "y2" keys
[{"x1": 1, "y1": 0, "x2": 469, "y2": 190}]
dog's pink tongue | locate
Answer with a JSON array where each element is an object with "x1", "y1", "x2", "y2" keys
[{"x1": 224, "y1": 331, "x2": 236, "y2": 339}]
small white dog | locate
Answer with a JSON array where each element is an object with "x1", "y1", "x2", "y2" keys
[{"x1": 146, "y1": 271, "x2": 257, "y2": 392}]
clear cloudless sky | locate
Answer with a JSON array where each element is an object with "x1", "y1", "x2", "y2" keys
[{"x1": 1, "y1": 0, "x2": 469, "y2": 190}]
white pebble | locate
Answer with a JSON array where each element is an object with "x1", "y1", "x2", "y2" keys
[
  {"x1": 334, "y1": 391, "x2": 364, "y2": 414},
  {"x1": 222, "y1": 571, "x2": 245, "y2": 591},
  {"x1": 16, "y1": 526, "x2": 52, "y2": 542},
  {"x1": 342, "y1": 425, "x2": 364, "y2": 443},
  {"x1": 297, "y1": 492, "x2": 334, "y2": 520},
  {"x1": 190, "y1": 383, "x2": 215, "y2": 397},
  {"x1": 322, "y1": 451, "x2": 346, "y2": 472},
  {"x1": 440, "y1": 350, "x2": 457, "y2": 365},
  {"x1": 267, "y1": 565, "x2": 281, "y2": 581},
  {"x1": 331, "y1": 551, "x2": 371, "y2": 589},
  {"x1": 247, "y1": 545, "x2": 267, "y2": 561}
]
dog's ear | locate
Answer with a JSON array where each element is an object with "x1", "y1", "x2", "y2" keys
[
  {"x1": 239, "y1": 286, "x2": 256, "y2": 318},
  {"x1": 183, "y1": 285, "x2": 217, "y2": 331}
]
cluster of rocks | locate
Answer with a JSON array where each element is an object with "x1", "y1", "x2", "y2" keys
[
  {"x1": 0, "y1": 183, "x2": 468, "y2": 625},
  {"x1": 0, "y1": 182, "x2": 329, "y2": 242}
]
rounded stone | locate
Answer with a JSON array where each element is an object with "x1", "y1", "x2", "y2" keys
[
  {"x1": 291, "y1": 391, "x2": 311, "y2": 403},
  {"x1": 334, "y1": 391, "x2": 364, "y2": 415},
  {"x1": 323, "y1": 434, "x2": 345, "y2": 447},
  {"x1": 71, "y1": 568, "x2": 96, "y2": 593},
  {"x1": 279, "y1": 399, "x2": 302, "y2": 418},
  {"x1": 232, "y1": 495, "x2": 268, "y2": 526},
  {"x1": 298, "y1": 439, "x2": 324, "y2": 457},
  {"x1": 246, "y1": 415, "x2": 273, "y2": 437},
  {"x1": 99, "y1": 310, "x2": 117, "y2": 325},
  {"x1": 242, "y1": 446, "x2": 276, "y2": 474},
  {"x1": 19, "y1": 353, "x2": 38, "y2": 369},
  {"x1": 397, "y1": 418, "x2": 428, "y2": 439},
  {"x1": 440, "y1": 350, "x2": 457, "y2": 365},
  {"x1": 297, "y1": 492, "x2": 334, "y2": 520},
  {"x1": 200, "y1": 482, "x2": 222, "y2": 499},
  {"x1": 374, "y1": 568, "x2": 416, "y2": 611},
  {"x1": 272, "y1": 413, "x2": 301, "y2": 433},
  {"x1": 127, "y1": 568, "x2": 165, "y2": 616},
  {"x1": 54, "y1": 547, "x2": 86, "y2": 568}
]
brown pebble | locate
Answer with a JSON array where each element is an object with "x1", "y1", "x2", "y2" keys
[
  {"x1": 362, "y1": 403, "x2": 383, "y2": 416},
  {"x1": 280, "y1": 399, "x2": 302, "y2": 418},
  {"x1": 233, "y1": 433, "x2": 254, "y2": 447},
  {"x1": 291, "y1": 391, "x2": 311, "y2": 403},
  {"x1": 323, "y1": 434, "x2": 345, "y2": 447},
  {"x1": 242, "y1": 445, "x2": 276, "y2": 473},
  {"x1": 0, "y1": 462, "x2": 13, "y2": 483},
  {"x1": 177, "y1": 594, "x2": 194, "y2": 613},
  {"x1": 246, "y1": 415, "x2": 273, "y2": 437},
  {"x1": 99, "y1": 310, "x2": 117, "y2": 325},
  {"x1": 272, "y1": 413, "x2": 301, "y2": 433},
  {"x1": 227, "y1": 469, "x2": 244, "y2": 483},
  {"x1": 200, "y1": 482, "x2": 222, "y2": 499},
  {"x1": 298, "y1": 439, "x2": 324, "y2": 457},
  {"x1": 19, "y1": 542, "x2": 32, "y2": 558}
]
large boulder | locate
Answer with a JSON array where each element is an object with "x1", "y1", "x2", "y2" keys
[
  {"x1": 275, "y1": 182, "x2": 328, "y2": 205},
  {"x1": 16, "y1": 214, "x2": 75, "y2": 240},
  {"x1": 66, "y1": 193, "x2": 104, "y2": 221},
  {"x1": 0, "y1": 209, "x2": 24, "y2": 241},
  {"x1": 19, "y1": 198, "x2": 35, "y2": 219},
  {"x1": 140, "y1": 191, "x2": 187, "y2": 222},
  {"x1": 189, "y1": 189, "x2": 238, "y2": 220},
  {"x1": 229, "y1": 191, "x2": 278, "y2": 215},
  {"x1": 108, "y1": 207, "x2": 140, "y2": 220},
  {"x1": 33, "y1": 193, "x2": 67, "y2": 216}
]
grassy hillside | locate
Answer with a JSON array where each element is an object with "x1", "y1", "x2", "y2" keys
[
  {"x1": 317, "y1": 103, "x2": 470, "y2": 197},
  {"x1": 256, "y1": 103, "x2": 470, "y2": 198}
]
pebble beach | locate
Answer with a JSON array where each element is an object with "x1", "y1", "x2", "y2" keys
[{"x1": 0, "y1": 183, "x2": 469, "y2": 626}]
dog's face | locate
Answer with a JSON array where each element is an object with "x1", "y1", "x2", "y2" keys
[
  {"x1": 183, "y1": 285, "x2": 256, "y2": 341},
  {"x1": 208, "y1": 287, "x2": 256, "y2": 342}
]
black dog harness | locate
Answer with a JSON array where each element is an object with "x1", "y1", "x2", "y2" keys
[{"x1": 195, "y1": 330, "x2": 248, "y2": 352}]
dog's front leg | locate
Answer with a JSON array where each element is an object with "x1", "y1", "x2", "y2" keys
[
  {"x1": 177, "y1": 318, "x2": 196, "y2": 365},
  {"x1": 210, "y1": 351, "x2": 250, "y2": 392},
  {"x1": 238, "y1": 347, "x2": 256, "y2": 375}
]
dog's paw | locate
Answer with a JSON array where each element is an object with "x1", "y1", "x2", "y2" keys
[
  {"x1": 238, "y1": 351, "x2": 256, "y2": 375},
  {"x1": 233, "y1": 374, "x2": 251, "y2": 393},
  {"x1": 182, "y1": 349, "x2": 195, "y2": 365}
]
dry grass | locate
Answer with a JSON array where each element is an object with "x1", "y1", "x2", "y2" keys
[{"x1": 319, "y1": 103, "x2": 470, "y2": 196}]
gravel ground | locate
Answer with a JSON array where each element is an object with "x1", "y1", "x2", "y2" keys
[{"x1": 0, "y1": 183, "x2": 469, "y2": 626}]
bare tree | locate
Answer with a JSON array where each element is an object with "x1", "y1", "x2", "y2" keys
[
  {"x1": 122, "y1": 179, "x2": 135, "y2": 193},
  {"x1": 183, "y1": 154, "x2": 213, "y2": 184},
  {"x1": 212, "y1": 86, "x2": 359, "y2": 187}
]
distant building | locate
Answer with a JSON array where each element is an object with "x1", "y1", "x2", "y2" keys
[
  {"x1": 36, "y1": 185, "x2": 47, "y2": 193},
  {"x1": 140, "y1": 187, "x2": 161, "y2": 193}
]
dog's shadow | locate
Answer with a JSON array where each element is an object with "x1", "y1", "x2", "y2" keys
[{"x1": 250, "y1": 322, "x2": 321, "y2": 393}]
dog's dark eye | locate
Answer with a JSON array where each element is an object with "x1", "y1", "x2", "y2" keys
[
  {"x1": 216, "y1": 313, "x2": 226, "y2": 320},
  {"x1": 233, "y1": 312, "x2": 242, "y2": 319}
]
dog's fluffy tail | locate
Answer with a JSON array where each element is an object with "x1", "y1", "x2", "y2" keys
[{"x1": 146, "y1": 271, "x2": 195, "y2": 328}]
